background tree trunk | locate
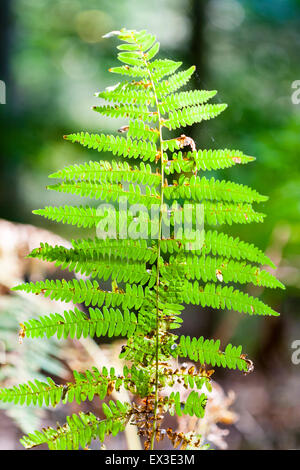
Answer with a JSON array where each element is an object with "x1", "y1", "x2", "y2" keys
[{"x1": 0, "y1": 0, "x2": 20, "y2": 222}]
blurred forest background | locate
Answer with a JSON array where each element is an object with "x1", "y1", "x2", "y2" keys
[{"x1": 0, "y1": 0, "x2": 300, "y2": 450}]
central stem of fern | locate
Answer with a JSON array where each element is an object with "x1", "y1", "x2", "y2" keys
[
  {"x1": 140, "y1": 50, "x2": 165, "y2": 451},
  {"x1": 150, "y1": 91, "x2": 164, "y2": 452}
]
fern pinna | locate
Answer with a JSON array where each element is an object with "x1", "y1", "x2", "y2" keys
[{"x1": 2, "y1": 29, "x2": 284, "y2": 451}]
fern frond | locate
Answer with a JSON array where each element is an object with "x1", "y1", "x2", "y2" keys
[
  {"x1": 127, "y1": 120, "x2": 159, "y2": 142},
  {"x1": 116, "y1": 29, "x2": 160, "y2": 58},
  {"x1": 96, "y1": 83, "x2": 155, "y2": 106},
  {"x1": 149, "y1": 59, "x2": 182, "y2": 80},
  {"x1": 20, "y1": 307, "x2": 140, "y2": 340},
  {"x1": 71, "y1": 238, "x2": 157, "y2": 264},
  {"x1": 163, "y1": 254, "x2": 284, "y2": 289},
  {"x1": 176, "y1": 281, "x2": 279, "y2": 316},
  {"x1": 13, "y1": 279, "x2": 147, "y2": 309},
  {"x1": 108, "y1": 65, "x2": 149, "y2": 79},
  {"x1": 192, "y1": 148, "x2": 256, "y2": 171},
  {"x1": 157, "y1": 66, "x2": 196, "y2": 97},
  {"x1": 160, "y1": 230, "x2": 276, "y2": 268},
  {"x1": 204, "y1": 230, "x2": 275, "y2": 267},
  {"x1": 164, "y1": 149, "x2": 255, "y2": 174},
  {"x1": 117, "y1": 52, "x2": 146, "y2": 67},
  {"x1": 204, "y1": 201, "x2": 265, "y2": 225},
  {"x1": 6, "y1": 27, "x2": 283, "y2": 451},
  {"x1": 50, "y1": 160, "x2": 161, "y2": 187},
  {"x1": 168, "y1": 391, "x2": 207, "y2": 419},
  {"x1": 33, "y1": 205, "x2": 135, "y2": 232},
  {"x1": 20, "y1": 402, "x2": 130, "y2": 449},
  {"x1": 33, "y1": 205, "x2": 100, "y2": 228},
  {"x1": 163, "y1": 104, "x2": 227, "y2": 130},
  {"x1": 64, "y1": 132, "x2": 157, "y2": 162},
  {"x1": 0, "y1": 377, "x2": 63, "y2": 407},
  {"x1": 162, "y1": 139, "x2": 181, "y2": 152},
  {"x1": 92, "y1": 104, "x2": 158, "y2": 123},
  {"x1": 175, "y1": 336, "x2": 248, "y2": 372},
  {"x1": 160, "y1": 366, "x2": 212, "y2": 392},
  {"x1": 108, "y1": 64, "x2": 149, "y2": 78},
  {"x1": 117, "y1": 31, "x2": 156, "y2": 51},
  {"x1": 47, "y1": 181, "x2": 160, "y2": 207},
  {"x1": 28, "y1": 243, "x2": 157, "y2": 285},
  {"x1": 0, "y1": 367, "x2": 123, "y2": 407},
  {"x1": 159, "y1": 89, "x2": 217, "y2": 114},
  {"x1": 164, "y1": 175, "x2": 268, "y2": 204},
  {"x1": 160, "y1": 201, "x2": 264, "y2": 227}
]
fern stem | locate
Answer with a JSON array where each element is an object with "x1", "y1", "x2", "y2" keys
[
  {"x1": 144, "y1": 57, "x2": 165, "y2": 452},
  {"x1": 129, "y1": 35, "x2": 166, "y2": 449}
]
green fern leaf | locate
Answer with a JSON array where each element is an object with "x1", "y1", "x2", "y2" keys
[
  {"x1": 176, "y1": 281, "x2": 280, "y2": 316},
  {"x1": 163, "y1": 104, "x2": 227, "y2": 130},
  {"x1": 50, "y1": 160, "x2": 161, "y2": 186},
  {"x1": 33, "y1": 205, "x2": 100, "y2": 228},
  {"x1": 164, "y1": 175, "x2": 268, "y2": 204},
  {"x1": 159, "y1": 89, "x2": 217, "y2": 114},
  {"x1": 157, "y1": 66, "x2": 196, "y2": 97},
  {"x1": 203, "y1": 201, "x2": 265, "y2": 225},
  {"x1": 12, "y1": 279, "x2": 148, "y2": 310},
  {"x1": 175, "y1": 336, "x2": 248, "y2": 372},
  {"x1": 20, "y1": 403, "x2": 130, "y2": 449},
  {"x1": 163, "y1": 254, "x2": 284, "y2": 289},
  {"x1": 28, "y1": 242, "x2": 157, "y2": 285},
  {"x1": 47, "y1": 181, "x2": 160, "y2": 207},
  {"x1": 160, "y1": 230, "x2": 276, "y2": 268},
  {"x1": 21, "y1": 307, "x2": 140, "y2": 340},
  {"x1": 64, "y1": 132, "x2": 158, "y2": 162},
  {"x1": 164, "y1": 149, "x2": 255, "y2": 174}
]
